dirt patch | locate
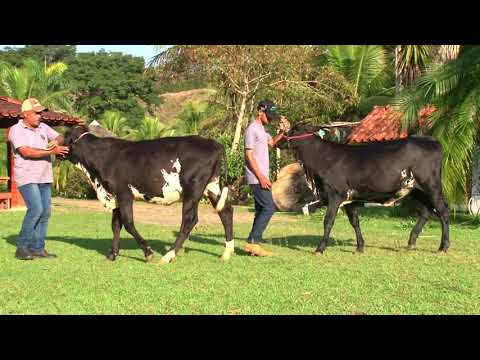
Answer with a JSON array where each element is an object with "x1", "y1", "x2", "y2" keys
[{"x1": 52, "y1": 198, "x2": 297, "y2": 227}]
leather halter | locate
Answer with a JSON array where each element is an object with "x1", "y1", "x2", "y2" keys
[{"x1": 72, "y1": 131, "x2": 91, "y2": 144}]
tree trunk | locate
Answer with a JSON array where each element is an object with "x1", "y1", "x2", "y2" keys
[
  {"x1": 395, "y1": 45, "x2": 402, "y2": 95},
  {"x1": 469, "y1": 145, "x2": 480, "y2": 215},
  {"x1": 231, "y1": 92, "x2": 248, "y2": 153},
  {"x1": 275, "y1": 147, "x2": 281, "y2": 178},
  {"x1": 438, "y1": 45, "x2": 461, "y2": 63}
]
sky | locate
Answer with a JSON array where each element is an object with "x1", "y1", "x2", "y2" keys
[{"x1": 0, "y1": 45, "x2": 159, "y2": 63}]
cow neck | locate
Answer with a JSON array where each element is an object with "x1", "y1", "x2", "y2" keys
[
  {"x1": 294, "y1": 137, "x2": 336, "y2": 176},
  {"x1": 73, "y1": 135, "x2": 110, "y2": 178}
]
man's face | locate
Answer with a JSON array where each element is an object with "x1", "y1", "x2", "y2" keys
[
  {"x1": 23, "y1": 110, "x2": 42, "y2": 128},
  {"x1": 259, "y1": 111, "x2": 269, "y2": 125}
]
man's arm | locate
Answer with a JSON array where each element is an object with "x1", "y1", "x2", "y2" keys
[
  {"x1": 18, "y1": 145, "x2": 69, "y2": 159},
  {"x1": 245, "y1": 149, "x2": 272, "y2": 189},
  {"x1": 268, "y1": 133, "x2": 285, "y2": 149}
]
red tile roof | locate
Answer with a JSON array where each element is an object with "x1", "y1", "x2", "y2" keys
[
  {"x1": 347, "y1": 105, "x2": 436, "y2": 144},
  {"x1": 0, "y1": 96, "x2": 84, "y2": 128}
]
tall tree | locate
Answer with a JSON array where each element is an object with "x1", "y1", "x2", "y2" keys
[
  {"x1": 151, "y1": 45, "x2": 347, "y2": 153},
  {"x1": 0, "y1": 58, "x2": 72, "y2": 111},
  {"x1": 0, "y1": 45, "x2": 77, "y2": 67},
  {"x1": 394, "y1": 45, "x2": 480, "y2": 204},
  {"x1": 65, "y1": 51, "x2": 159, "y2": 126},
  {"x1": 325, "y1": 45, "x2": 393, "y2": 116},
  {"x1": 394, "y1": 45, "x2": 431, "y2": 94}
]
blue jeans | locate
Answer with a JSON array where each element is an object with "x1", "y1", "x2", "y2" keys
[
  {"x1": 247, "y1": 184, "x2": 277, "y2": 244},
  {"x1": 17, "y1": 183, "x2": 52, "y2": 251}
]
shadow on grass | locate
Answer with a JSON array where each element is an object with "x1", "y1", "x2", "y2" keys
[
  {"x1": 194, "y1": 231, "x2": 439, "y2": 254},
  {"x1": 4, "y1": 231, "x2": 251, "y2": 262},
  {"x1": 305, "y1": 206, "x2": 480, "y2": 229}
]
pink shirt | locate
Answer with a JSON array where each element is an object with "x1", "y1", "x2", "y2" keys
[
  {"x1": 244, "y1": 120, "x2": 272, "y2": 185},
  {"x1": 8, "y1": 120, "x2": 60, "y2": 187}
]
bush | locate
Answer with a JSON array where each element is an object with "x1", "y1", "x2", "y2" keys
[{"x1": 52, "y1": 167, "x2": 96, "y2": 199}]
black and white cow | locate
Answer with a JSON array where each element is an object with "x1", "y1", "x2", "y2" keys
[
  {"x1": 278, "y1": 122, "x2": 450, "y2": 254},
  {"x1": 62, "y1": 125, "x2": 234, "y2": 264}
]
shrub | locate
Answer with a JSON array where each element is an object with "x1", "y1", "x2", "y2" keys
[{"x1": 53, "y1": 167, "x2": 96, "y2": 199}]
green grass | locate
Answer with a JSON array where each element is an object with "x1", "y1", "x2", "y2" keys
[{"x1": 0, "y1": 204, "x2": 479, "y2": 314}]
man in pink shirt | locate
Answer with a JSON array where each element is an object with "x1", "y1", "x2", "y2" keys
[
  {"x1": 244, "y1": 100, "x2": 287, "y2": 257},
  {"x1": 8, "y1": 98, "x2": 69, "y2": 260}
]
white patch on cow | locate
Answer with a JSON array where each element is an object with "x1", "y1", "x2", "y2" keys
[
  {"x1": 383, "y1": 169, "x2": 416, "y2": 207},
  {"x1": 127, "y1": 158, "x2": 183, "y2": 206},
  {"x1": 340, "y1": 189, "x2": 355, "y2": 208},
  {"x1": 75, "y1": 163, "x2": 118, "y2": 210},
  {"x1": 216, "y1": 187, "x2": 228, "y2": 212},
  {"x1": 128, "y1": 185, "x2": 144, "y2": 201},
  {"x1": 160, "y1": 250, "x2": 176, "y2": 264},
  {"x1": 220, "y1": 240, "x2": 235, "y2": 261},
  {"x1": 203, "y1": 177, "x2": 228, "y2": 212},
  {"x1": 302, "y1": 200, "x2": 322, "y2": 216},
  {"x1": 204, "y1": 177, "x2": 221, "y2": 197}
]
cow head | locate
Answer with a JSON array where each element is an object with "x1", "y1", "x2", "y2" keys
[
  {"x1": 61, "y1": 125, "x2": 91, "y2": 163},
  {"x1": 277, "y1": 122, "x2": 321, "y2": 150}
]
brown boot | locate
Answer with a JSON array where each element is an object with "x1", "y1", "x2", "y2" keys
[{"x1": 244, "y1": 244, "x2": 273, "y2": 257}]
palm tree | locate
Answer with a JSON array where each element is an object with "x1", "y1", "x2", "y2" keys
[
  {"x1": 394, "y1": 45, "x2": 432, "y2": 94},
  {"x1": 393, "y1": 45, "x2": 480, "y2": 204},
  {"x1": 135, "y1": 116, "x2": 174, "y2": 140},
  {"x1": 175, "y1": 101, "x2": 208, "y2": 135},
  {"x1": 98, "y1": 111, "x2": 135, "y2": 139},
  {"x1": 438, "y1": 45, "x2": 461, "y2": 63},
  {"x1": 0, "y1": 58, "x2": 72, "y2": 111},
  {"x1": 326, "y1": 45, "x2": 394, "y2": 115}
]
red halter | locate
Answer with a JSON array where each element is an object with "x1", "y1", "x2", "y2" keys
[{"x1": 286, "y1": 133, "x2": 316, "y2": 141}]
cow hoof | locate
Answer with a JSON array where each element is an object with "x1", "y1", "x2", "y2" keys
[
  {"x1": 106, "y1": 254, "x2": 116, "y2": 261},
  {"x1": 407, "y1": 245, "x2": 417, "y2": 251},
  {"x1": 220, "y1": 252, "x2": 233, "y2": 262},
  {"x1": 145, "y1": 253, "x2": 154, "y2": 263},
  {"x1": 355, "y1": 249, "x2": 364, "y2": 255},
  {"x1": 314, "y1": 251, "x2": 323, "y2": 256},
  {"x1": 437, "y1": 249, "x2": 448, "y2": 255},
  {"x1": 160, "y1": 257, "x2": 176, "y2": 265}
]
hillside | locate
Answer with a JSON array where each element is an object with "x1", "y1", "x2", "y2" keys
[{"x1": 153, "y1": 88, "x2": 216, "y2": 127}]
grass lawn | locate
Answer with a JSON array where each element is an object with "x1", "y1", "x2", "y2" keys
[{"x1": 0, "y1": 202, "x2": 479, "y2": 314}]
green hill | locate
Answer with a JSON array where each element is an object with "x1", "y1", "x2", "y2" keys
[{"x1": 153, "y1": 88, "x2": 216, "y2": 127}]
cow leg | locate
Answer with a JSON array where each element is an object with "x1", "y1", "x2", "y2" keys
[
  {"x1": 344, "y1": 204, "x2": 365, "y2": 253},
  {"x1": 118, "y1": 197, "x2": 154, "y2": 262},
  {"x1": 315, "y1": 195, "x2": 342, "y2": 255},
  {"x1": 207, "y1": 192, "x2": 234, "y2": 261},
  {"x1": 408, "y1": 189, "x2": 434, "y2": 250},
  {"x1": 107, "y1": 208, "x2": 123, "y2": 261},
  {"x1": 160, "y1": 188, "x2": 202, "y2": 264},
  {"x1": 418, "y1": 181, "x2": 450, "y2": 253},
  {"x1": 430, "y1": 193, "x2": 450, "y2": 253}
]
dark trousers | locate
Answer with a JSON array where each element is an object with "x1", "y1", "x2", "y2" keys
[{"x1": 247, "y1": 184, "x2": 277, "y2": 244}]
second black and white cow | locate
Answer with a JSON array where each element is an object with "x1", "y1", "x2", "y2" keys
[
  {"x1": 278, "y1": 122, "x2": 450, "y2": 255},
  {"x1": 62, "y1": 125, "x2": 234, "y2": 264}
]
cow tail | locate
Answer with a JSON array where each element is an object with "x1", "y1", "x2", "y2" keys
[{"x1": 216, "y1": 145, "x2": 229, "y2": 212}]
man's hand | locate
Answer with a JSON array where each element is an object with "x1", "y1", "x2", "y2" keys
[
  {"x1": 51, "y1": 146, "x2": 69, "y2": 156},
  {"x1": 259, "y1": 175, "x2": 272, "y2": 190},
  {"x1": 279, "y1": 116, "x2": 291, "y2": 133}
]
